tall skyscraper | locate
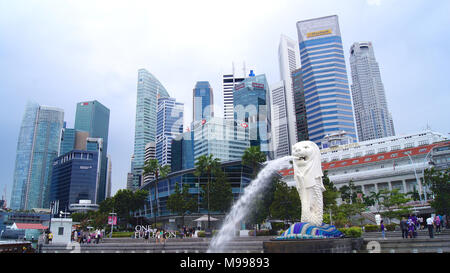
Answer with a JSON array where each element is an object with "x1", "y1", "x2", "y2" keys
[
  {"x1": 278, "y1": 34, "x2": 301, "y2": 150},
  {"x1": 296, "y1": 15, "x2": 357, "y2": 148},
  {"x1": 269, "y1": 81, "x2": 290, "y2": 158},
  {"x1": 350, "y1": 41, "x2": 395, "y2": 141},
  {"x1": 233, "y1": 74, "x2": 273, "y2": 159},
  {"x1": 74, "y1": 100, "x2": 110, "y2": 203},
  {"x1": 292, "y1": 68, "x2": 309, "y2": 142},
  {"x1": 193, "y1": 81, "x2": 214, "y2": 122},
  {"x1": 223, "y1": 62, "x2": 249, "y2": 120},
  {"x1": 156, "y1": 97, "x2": 183, "y2": 168},
  {"x1": 11, "y1": 102, "x2": 64, "y2": 210},
  {"x1": 132, "y1": 69, "x2": 170, "y2": 189}
]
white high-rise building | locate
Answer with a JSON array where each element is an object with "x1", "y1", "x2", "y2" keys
[
  {"x1": 277, "y1": 35, "x2": 301, "y2": 153},
  {"x1": 350, "y1": 42, "x2": 395, "y2": 141},
  {"x1": 223, "y1": 62, "x2": 249, "y2": 120},
  {"x1": 269, "y1": 81, "x2": 290, "y2": 158}
]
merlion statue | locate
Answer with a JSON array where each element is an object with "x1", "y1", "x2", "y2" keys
[
  {"x1": 277, "y1": 141, "x2": 343, "y2": 239},
  {"x1": 292, "y1": 141, "x2": 325, "y2": 226}
]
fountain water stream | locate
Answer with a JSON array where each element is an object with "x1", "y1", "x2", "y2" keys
[{"x1": 207, "y1": 155, "x2": 293, "y2": 253}]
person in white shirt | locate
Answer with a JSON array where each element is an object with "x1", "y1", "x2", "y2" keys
[{"x1": 426, "y1": 216, "x2": 434, "y2": 238}]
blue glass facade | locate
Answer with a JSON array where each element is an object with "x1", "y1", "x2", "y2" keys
[
  {"x1": 132, "y1": 69, "x2": 171, "y2": 189},
  {"x1": 193, "y1": 81, "x2": 214, "y2": 122},
  {"x1": 11, "y1": 103, "x2": 64, "y2": 210},
  {"x1": 140, "y1": 161, "x2": 253, "y2": 219},
  {"x1": 74, "y1": 100, "x2": 110, "y2": 203},
  {"x1": 233, "y1": 74, "x2": 272, "y2": 159},
  {"x1": 59, "y1": 128, "x2": 76, "y2": 155},
  {"x1": 297, "y1": 16, "x2": 357, "y2": 147},
  {"x1": 50, "y1": 150, "x2": 99, "y2": 211},
  {"x1": 171, "y1": 131, "x2": 194, "y2": 172}
]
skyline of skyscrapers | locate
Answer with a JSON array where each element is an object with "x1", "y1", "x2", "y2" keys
[
  {"x1": 350, "y1": 41, "x2": 395, "y2": 142},
  {"x1": 296, "y1": 15, "x2": 357, "y2": 148},
  {"x1": 8, "y1": 14, "x2": 413, "y2": 208},
  {"x1": 11, "y1": 102, "x2": 64, "y2": 210}
]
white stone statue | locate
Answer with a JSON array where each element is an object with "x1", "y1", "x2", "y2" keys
[{"x1": 292, "y1": 141, "x2": 325, "y2": 226}]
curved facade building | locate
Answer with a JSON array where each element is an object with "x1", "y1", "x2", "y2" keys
[{"x1": 132, "y1": 69, "x2": 170, "y2": 189}]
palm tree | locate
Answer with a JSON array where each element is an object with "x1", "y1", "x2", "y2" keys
[
  {"x1": 194, "y1": 154, "x2": 221, "y2": 230},
  {"x1": 242, "y1": 146, "x2": 267, "y2": 179},
  {"x1": 143, "y1": 158, "x2": 171, "y2": 227}
]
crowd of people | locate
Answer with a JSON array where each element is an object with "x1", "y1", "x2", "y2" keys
[
  {"x1": 137, "y1": 226, "x2": 198, "y2": 244},
  {"x1": 72, "y1": 229, "x2": 104, "y2": 244},
  {"x1": 398, "y1": 214, "x2": 446, "y2": 239}
]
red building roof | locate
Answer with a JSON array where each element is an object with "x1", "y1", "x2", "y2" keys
[
  {"x1": 14, "y1": 223, "x2": 48, "y2": 230},
  {"x1": 279, "y1": 141, "x2": 449, "y2": 177}
]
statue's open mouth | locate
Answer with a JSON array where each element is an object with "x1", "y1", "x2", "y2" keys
[{"x1": 297, "y1": 156, "x2": 306, "y2": 161}]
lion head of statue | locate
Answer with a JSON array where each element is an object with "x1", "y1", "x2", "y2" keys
[{"x1": 292, "y1": 140, "x2": 323, "y2": 180}]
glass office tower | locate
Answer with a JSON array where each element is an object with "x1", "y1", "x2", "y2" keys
[
  {"x1": 132, "y1": 69, "x2": 170, "y2": 189},
  {"x1": 292, "y1": 68, "x2": 309, "y2": 142},
  {"x1": 350, "y1": 41, "x2": 395, "y2": 141},
  {"x1": 296, "y1": 15, "x2": 357, "y2": 147},
  {"x1": 193, "y1": 81, "x2": 214, "y2": 123},
  {"x1": 11, "y1": 102, "x2": 64, "y2": 210},
  {"x1": 233, "y1": 73, "x2": 273, "y2": 159},
  {"x1": 156, "y1": 97, "x2": 184, "y2": 167},
  {"x1": 74, "y1": 100, "x2": 110, "y2": 202},
  {"x1": 50, "y1": 150, "x2": 99, "y2": 211}
]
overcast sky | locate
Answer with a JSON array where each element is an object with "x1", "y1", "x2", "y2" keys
[{"x1": 1, "y1": 0, "x2": 449, "y2": 202}]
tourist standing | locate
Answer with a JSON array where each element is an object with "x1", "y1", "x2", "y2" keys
[
  {"x1": 48, "y1": 232, "x2": 53, "y2": 244},
  {"x1": 380, "y1": 220, "x2": 386, "y2": 239},
  {"x1": 400, "y1": 217, "x2": 408, "y2": 239},
  {"x1": 155, "y1": 229, "x2": 160, "y2": 244},
  {"x1": 426, "y1": 215, "x2": 434, "y2": 238},
  {"x1": 435, "y1": 216, "x2": 441, "y2": 234}
]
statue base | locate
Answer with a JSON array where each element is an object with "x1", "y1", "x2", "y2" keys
[{"x1": 277, "y1": 222, "x2": 343, "y2": 240}]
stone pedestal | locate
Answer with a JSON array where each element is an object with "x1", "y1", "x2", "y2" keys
[{"x1": 263, "y1": 238, "x2": 364, "y2": 253}]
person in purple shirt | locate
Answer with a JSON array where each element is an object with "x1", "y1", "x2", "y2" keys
[{"x1": 380, "y1": 220, "x2": 386, "y2": 239}]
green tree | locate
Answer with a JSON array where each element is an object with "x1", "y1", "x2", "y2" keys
[
  {"x1": 380, "y1": 188, "x2": 412, "y2": 223},
  {"x1": 322, "y1": 171, "x2": 339, "y2": 210},
  {"x1": 167, "y1": 182, "x2": 197, "y2": 227},
  {"x1": 143, "y1": 159, "x2": 170, "y2": 226},
  {"x1": 339, "y1": 180, "x2": 361, "y2": 204},
  {"x1": 269, "y1": 179, "x2": 301, "y2": 224},
  {"x1": 194, "y1": 154, "x2": 221, "y2": 229},
  {"x1": 207, "y1": 170, "x2": 233, "y2": 213},
  {"x1": 242, "y1": 146, "x2": 267, "y2": 179},
  {"x1": 424, "y1": 168, "x2": 450, "y2": 215}
]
